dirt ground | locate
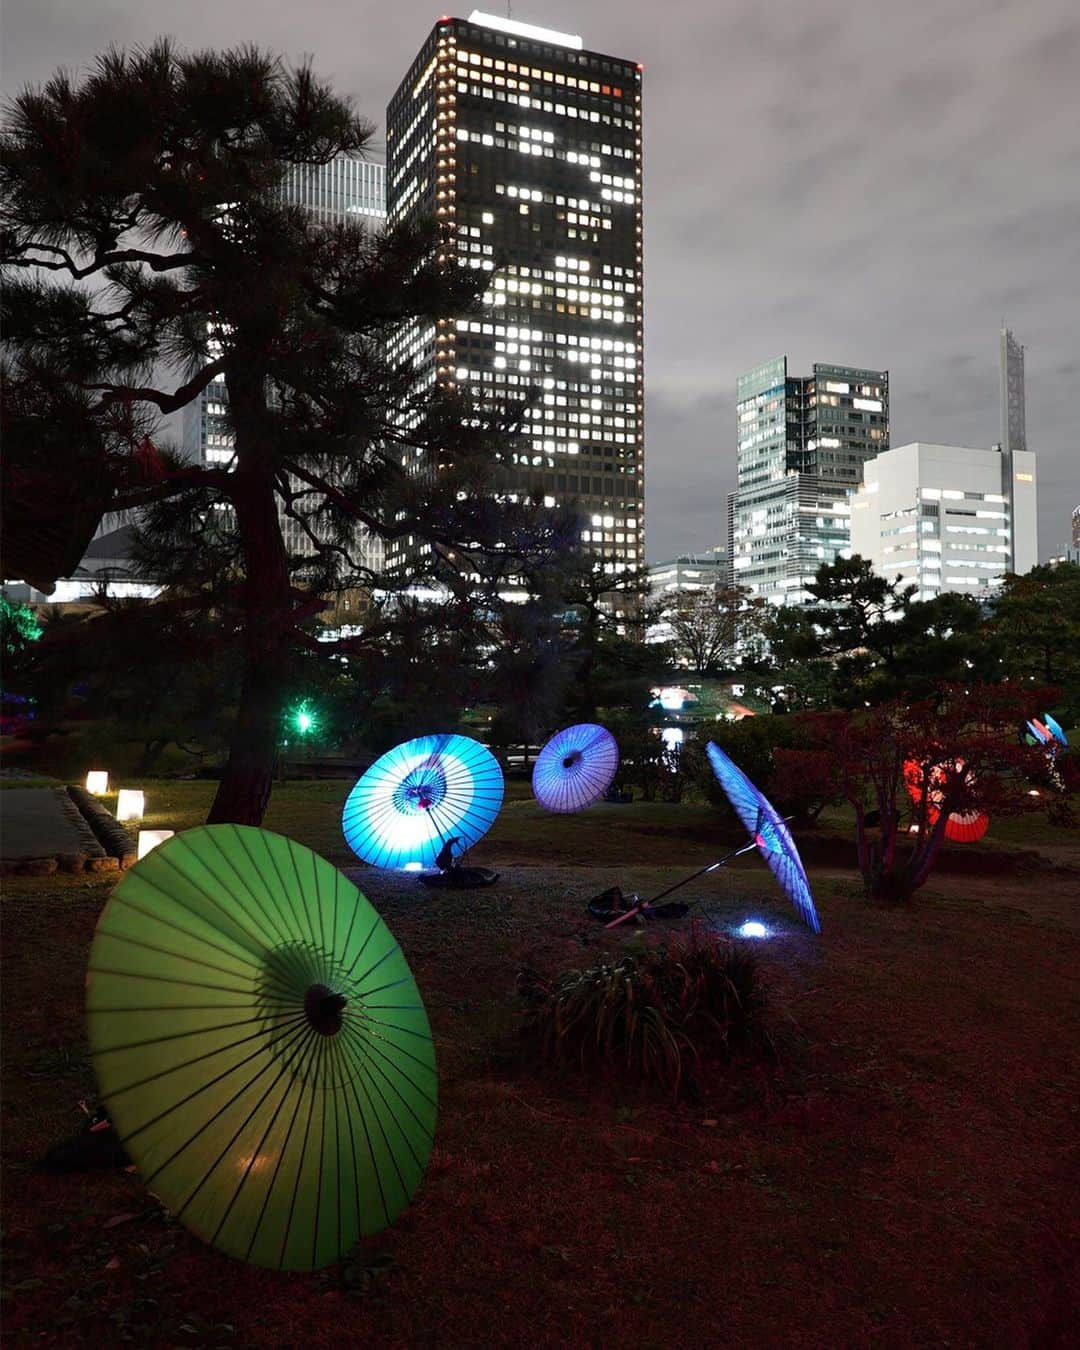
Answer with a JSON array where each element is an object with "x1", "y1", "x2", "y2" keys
[{"x1": 2, "y1": 827, "x2": 1079, "y2": 1348}]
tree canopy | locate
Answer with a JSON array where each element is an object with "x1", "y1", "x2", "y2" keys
[{"x1": 2, "y1": 42, "x2": 571, "y2": 821}]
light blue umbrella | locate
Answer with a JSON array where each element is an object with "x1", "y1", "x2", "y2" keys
[
  {"x1": 532, "y1": 723, "x2": 619, "y2": 813},
  {"x1": 705, "y1": 742, "x2": 821, "y2": 934},
  {"x1": 343, "y1": 735, "x2": 504, "y2": 871}
]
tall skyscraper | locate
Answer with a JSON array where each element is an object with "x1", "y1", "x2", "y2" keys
[
  {"x1": 850, "y1": 442, "x2": 1037, "y2": 599},
  {"x1": 180, "y1": 156, "x2": 387, "y2": 572},
  {"x1": 729, "y1": 356, "x2": 889, "y2": 603},
  {"x1": 998, "y1": 326, "x2": 1027, "y2": 573},
  {"x1": 385, "y1": 11, "x2": 644, "y2": 578}
]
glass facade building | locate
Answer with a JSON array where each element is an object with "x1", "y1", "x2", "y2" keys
[
  {"x1": 730, "y1": 356, "x2": 889, "y2": 603},
  {"x1": 384, "y1": 11, "x2": 644, "y2": 577}
]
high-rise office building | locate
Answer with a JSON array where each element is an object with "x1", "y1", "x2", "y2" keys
[
  {"x1": 385, "y1": 11, "x2": 644, "y2": 578},
  {"x1": 850, "y1": 442, "x2": 1037, "y2": 597},
  {"x1": 998, "y1": 326, "x2": 1027, "y2": 573},
  {"x1": 729, "y1": 356, "x2": 889, "y2": 603},
  {"x1": 180, "y1": 156, "x2": 387, "y2": 571}
]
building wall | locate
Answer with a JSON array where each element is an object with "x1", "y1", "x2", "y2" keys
[
  {"x1": 851, "y1": 442, "x2": 1037, "y2": 597},
  {"x1": 385, "y1": 12, "x2": 644, "y2": 580},
  {"x1": 730, "y1": 356, "x2": 888, "y2": 603}
]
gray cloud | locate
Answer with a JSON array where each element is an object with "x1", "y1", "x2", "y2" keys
[{"x1": 3, "y1": 0, "x2": 1077, "y2": 559}]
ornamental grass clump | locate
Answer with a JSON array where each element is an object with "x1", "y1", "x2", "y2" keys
[{"x1": 518, "y1": 926, "x2": 769, "y2": 1098}]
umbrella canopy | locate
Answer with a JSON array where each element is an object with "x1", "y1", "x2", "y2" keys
[
  {"x1": 343, "y1": 734, "x2": 504, "y2": 870},
  {"x1": 87, "y1": 825, "x2": 436, "y2": 1270},
  {"x1": 902, "y1": 757, "x2": 990, "y2": 844},
  {"x1": 532, "y1": 723, "x2": 619, "y2": 813},
  {"x1": 1043, "y1": 714, "x2": 1068, "y2": 748},
  {"x1": 705, "y1": 743, "x2": 820, "y2": 933}
]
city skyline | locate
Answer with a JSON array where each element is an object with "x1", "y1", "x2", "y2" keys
[{"x1": 3, "y1": 0, "x2": 1077, "y2": 561}]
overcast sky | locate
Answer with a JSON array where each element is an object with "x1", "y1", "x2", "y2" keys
[{"x1": 4, "y1": 0, "x2": 1078, "y2": 560}]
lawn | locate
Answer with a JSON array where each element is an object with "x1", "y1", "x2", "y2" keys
[{"x1": 2, "y1": 789, "x2": 1078, "y2": 1347}]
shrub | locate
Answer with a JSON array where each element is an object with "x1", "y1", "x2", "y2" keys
[{"x1": 517, "y1": 925, "x2": 769, "y2": 1098}]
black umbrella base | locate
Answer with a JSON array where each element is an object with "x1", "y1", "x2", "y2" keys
[
  {"x1": 586, "y1": 886, "x2": 690, "y2": 923},
  {"x1": 418, "y1": 866, "x2": 500, "y2": 889}
]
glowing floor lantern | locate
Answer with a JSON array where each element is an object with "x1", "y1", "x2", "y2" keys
[
  {"x1": 737, "y1": 920, "x2": 769, "y2": 939},
  {"x1": 137, "y1": 829, "x2": 174, "y2": 860},
  {"x1": 116, "y1": 789, "x2": 145, "y2": 822},
  {"x1": 86, "y1": 771, "x2": 109, "y2": 795}
]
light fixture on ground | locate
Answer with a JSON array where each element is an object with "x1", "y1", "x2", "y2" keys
[
  {"x1": 86, "y1": 771, "x2": 109, "y2": 795},
  {"x1": 137, "y1": 829, "x2": 174, "y2": 859},
  {"x1": 116, "y1": 789, "x2": 145, "y2": 822},
  {"x1": 737, "y1": 920, "x2": 769, "y2": 939}
]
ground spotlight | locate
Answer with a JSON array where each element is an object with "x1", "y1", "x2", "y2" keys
[{"x1": 737, "y1": 920, "x2": 769, "y2": 939}]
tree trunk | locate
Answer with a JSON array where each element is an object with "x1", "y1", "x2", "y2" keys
[
  {"x1": 207, "y1": 657, "x2": 284, "y2": 825},
  {"x1": 206, "y1": 368, "x2": 294, "y2": 827}
]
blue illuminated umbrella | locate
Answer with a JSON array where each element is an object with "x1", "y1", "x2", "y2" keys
[
  {"x1": 343, "y1": 735, "x2": 504, "y2": 871},
  {"x1": 532, "y1": 723, "x2": 619, "y2": 813},
  {"x1": 705, "y1": 742, "x2": 820, "y2": 933},
  {"x1": 1044, "y1": 714, "x2": 1068, "y2": 748}
]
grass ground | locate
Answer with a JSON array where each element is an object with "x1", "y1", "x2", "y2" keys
[{"x1": 2, "y1": 786, "x2": 1078, "y2": 1347}]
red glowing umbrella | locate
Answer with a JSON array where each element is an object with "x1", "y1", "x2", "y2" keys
[{"x1": 903, "y1": 758, "x2": 989, "y2": 844}]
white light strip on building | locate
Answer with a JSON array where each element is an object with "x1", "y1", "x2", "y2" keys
[{"x1": 467, "y1": 10, "x2": 584, "y2": 49}]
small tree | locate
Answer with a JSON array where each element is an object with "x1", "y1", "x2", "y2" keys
[
  {"x1": 662, "y1": 583, "x2": 765, "y2": 676},
  {"x1": 772, "y1": 684, "x2": 1054, "y2": 902}
]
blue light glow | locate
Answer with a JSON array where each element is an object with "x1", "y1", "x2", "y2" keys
[{"x1": 737, "y1": 921, "x2": 769, "y2": 938}]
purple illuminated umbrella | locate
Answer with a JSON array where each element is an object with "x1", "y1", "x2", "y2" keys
[
  {"x1": 705, "y1": 743, "x2": 820, "y2": 933},
  {"x1": 532, "y1": 724, "x2": 619, "y2": 813}
]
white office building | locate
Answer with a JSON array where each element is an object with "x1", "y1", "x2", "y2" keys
[{"x1": 850, "y1": 442, "x2": 1038, "y2": 599}]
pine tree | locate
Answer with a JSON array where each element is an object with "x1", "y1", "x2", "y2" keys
[{"x1": 2, "y1": 42, "x2": 570, "y2": 822}]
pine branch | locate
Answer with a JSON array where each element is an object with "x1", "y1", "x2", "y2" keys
[
  {"x1": 85, "y1": 356, "x2": 227, "y2": 413},
  {"x1": 6, "y1": 243, "x2": 206, "y2": 278}
]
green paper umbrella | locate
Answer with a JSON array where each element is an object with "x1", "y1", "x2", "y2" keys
[{"x1": 87, "y1": 825, "x2": 436, "y2": 1270}]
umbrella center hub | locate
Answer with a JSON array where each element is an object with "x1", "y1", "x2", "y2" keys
[
  {"x1": 562, "y1": 751, "x2": 582, "y2": 770},
  {"x1": 304, "y1": 983, "x2": 347, "y2": 1037},
  {"x1": 396, "y1": 769, "x2": 448, "y2": 815}
]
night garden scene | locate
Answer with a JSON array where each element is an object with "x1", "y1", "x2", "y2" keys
[{"x1": 3, "y1": 2, "x2": 1080, "y2": 1345}]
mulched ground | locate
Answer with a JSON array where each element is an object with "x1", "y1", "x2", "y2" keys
[{"x1": 3, "y1": 845, "x2": 1079, "y2": 1348}]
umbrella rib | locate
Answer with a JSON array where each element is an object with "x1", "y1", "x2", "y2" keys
[
  {"x1": 229, "y1": 826, "x2": 303, "y2": 948},
  {"x1": 183, "y1": 1019, "x2": 320, "y2": 1229},
  {"x1": 349, "y1": 1026, "x2": 437, "y2": 1120},
  {"x1": 94, "y1": 1012, "x2": 285, "y2": 1057},
  {"x1": 311, "y1": 1034, "x2": 330, "y2": 1270},
  {"x1": 104, "y1": 1009, "x2": 309, "y2": 1100},
  {"x1": 252, "y1": 829, "x2": 307, "y2": 947},
  {"x1": 209, "y1": 1023, "x2": 320, "y2": 1253},
  {"x1": 283, "y1": 835, "x2": 320, "y2": 957},
  {"x1": 104, "y1": 892, "x2": 263, "y2": 972},
  {"x1": 352, "y1": 1059, "x2": 416, "y2": 1202},
  {"x1": 276, "y1": 1035, "x2": 327, "y2": 1270},
  {"x1": 356, "y1": 1053, "x2": 431, "y2": 1178},
  {"x1": 91, "y1": 929, "x2": 262, "y2": 985},
  {"x1": 87, "y1": 964, "x2": 289, "y2": 1001},
  {"x1": 349, "y1": 943, "x2": 400, "y2": 992},
  {"x1": 202, "y1": 828, "x2": 293, "y2": 951},
  {"x1": 356, "y1": 972, "x2": 413, "y2": 1001},
  {"x1": 341, "y1": 1017, "x2": 437, "y2": 1085},
  {"x1": 123, "y1": 1011, "x2": 311, "y2": 1149},
  {"x1": 150, "y1": 846, "x2": 273, "y2": 956},
  {"x1": 341, "y1": 1052, "x2": 392, "y2": 1232},
  {"x1": 242, "y1": 1036, "x2": 321, "y2": 1265},
  {"x1": 343, "y1": 913, "x2": 381, "y2": 980}
]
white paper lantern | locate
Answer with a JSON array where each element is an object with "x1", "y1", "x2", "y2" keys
[
  {"x1": 86, "y1": 770, "x2": 109, "y2": 795},
  {"x1": 116, "y1": 789, "x2": 145, "y2": 822},
  {"x1": 137, "y1": 828, "x2": 174, "y2": 859}
]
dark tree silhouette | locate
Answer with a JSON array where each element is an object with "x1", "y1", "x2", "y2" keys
[{"x1": 2, "y1": 43, "x2": 570, "y2": 823}]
